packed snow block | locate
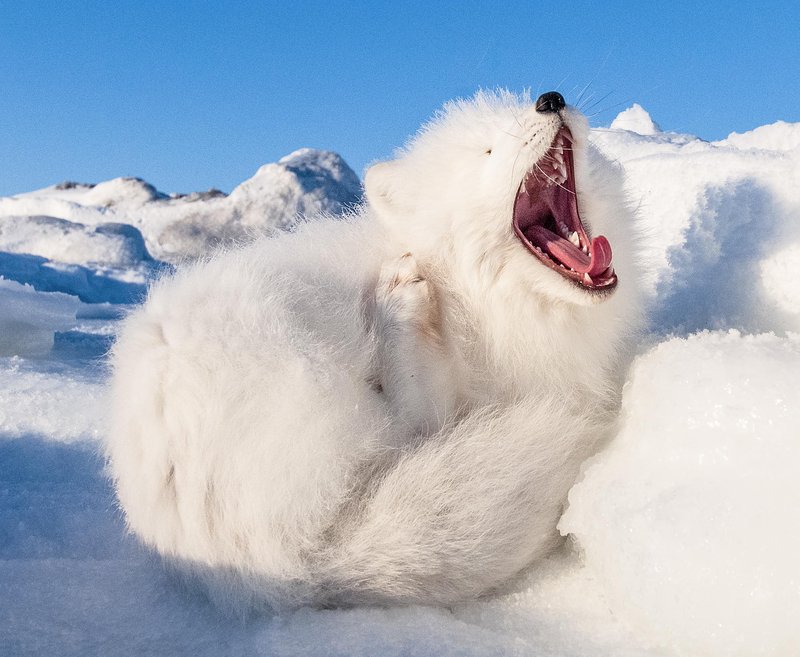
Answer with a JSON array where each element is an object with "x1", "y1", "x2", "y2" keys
[
  {"x1": 560, "y1": 331, "x2": 800, "y2": 657},
  {"x1": 0, "y1": 250, "x2": 153, "y2": 305},
  {"x1": 0, "y1": 278, "x2": 79, "y2": 356},
  {"x1": 0, "y1": 215, "x2": 154, "y2": 268}
]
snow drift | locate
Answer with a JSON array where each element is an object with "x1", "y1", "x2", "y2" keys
[
  {"x1": 561, "y1": 330, "x2": 800, "y2": 657},
  {"x1": 591, "y1": 111, "x2": 800, "y2": 335},
  {"x1": 1, "y1": 107, "x2": 799, "y2": 656}
]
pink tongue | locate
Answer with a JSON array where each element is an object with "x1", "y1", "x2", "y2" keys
[{"x1": 528, "y1": 227, "x2": 613, "y2": 276}]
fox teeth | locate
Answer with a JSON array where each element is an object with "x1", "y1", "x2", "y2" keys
[{"x1": 568, "y1": 231, "x2": 580, "y2": 247}]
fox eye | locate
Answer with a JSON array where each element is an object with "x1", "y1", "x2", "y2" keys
[{"x1": 484, "y1": 148, "x2": 492, "y2": 155}]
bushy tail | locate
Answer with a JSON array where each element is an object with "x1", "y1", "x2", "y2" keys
[{"x1": 317, "y1": 400, "x2": 608, "y2": 606}]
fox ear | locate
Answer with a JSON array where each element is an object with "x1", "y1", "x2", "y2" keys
[{"x1": 364, "y1": 160, "x2": 411, "y2": 216}]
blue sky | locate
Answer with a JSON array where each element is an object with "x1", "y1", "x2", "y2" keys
[{"x1": 1, "y1": 1, "x2": 797, "y2": 196}]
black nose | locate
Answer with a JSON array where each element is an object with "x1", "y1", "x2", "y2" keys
[{"x1": 535, "y1": 91, "x2": 566, "y2": 114}]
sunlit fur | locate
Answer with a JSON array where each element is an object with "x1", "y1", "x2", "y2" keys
[{"x1": 107, "y1": 89, "x2": 643, "y2": 612}]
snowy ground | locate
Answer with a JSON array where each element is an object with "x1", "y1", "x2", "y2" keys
[{"x1": 1, "y1": 115, "x2": 799, "y2": 656}]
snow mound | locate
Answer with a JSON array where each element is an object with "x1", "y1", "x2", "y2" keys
[
  {"x1": 82, "y1": 177, "x2": 167, "y2": 207},
  {"x1": 155, "y1": 148, "x2": 361, "y2": 261},
  {"x1": 227, "y1": 148, "x2": 363, "y2": 228},
  {"x1": 159, "y1": 148, "x2": 361, "y2": 261},
  {"x1": 0, "y1": 215, "x2": 152, "y2": 268},
  {"x1": 560, "y1": 331, "x2": 800, "y2": 657},
  {"x1": 279, "y1": 148, "x2": 364, "y2": 200},
  {"x1": 609, "y1": 104, "x2": 662, "y2": 135},
  {"x1": 718, "y1": 121, "x2": 800, "y2": 152},
  {"x1": 0, "y1": 149, "x2": 362, "y2": 263}
]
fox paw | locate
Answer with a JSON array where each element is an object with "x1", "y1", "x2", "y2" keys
[{"x1": 376, "y1": 253, "x2": 438, "y2": 332}]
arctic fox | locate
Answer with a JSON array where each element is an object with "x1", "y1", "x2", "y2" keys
[{"x1": 108, "y1": 90, "x2": 642, "y2": 611}]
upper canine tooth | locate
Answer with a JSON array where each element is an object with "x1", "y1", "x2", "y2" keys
[{"x1": 568, "y1": 231, "x2": 580, "y2": 247}]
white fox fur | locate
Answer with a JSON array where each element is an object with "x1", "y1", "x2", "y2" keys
[{"x1": 107, "y1": 90, "x2": 642, "y2": 611}]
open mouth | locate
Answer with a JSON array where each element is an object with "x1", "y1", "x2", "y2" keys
[{"x1": 512, "y1": 127, "x2": 617, "y2": 291}]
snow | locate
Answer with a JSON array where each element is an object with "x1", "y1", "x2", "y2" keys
[
  {"x1": 608, "y1": 103, "x2": 662, "y2": 135},
  {"x1": 2, "y1": 117, "x2": 799, "y2": 655},
  {"x1": 719, "y1": 120, "x2": 800, "y2": 152},
  {"x1": 0, "y1": 214, "x2": 153, "y2": 268},
  {"x1": 590, "y1": 115, "x2": 800, "y2": 335},
  {"x1": 560, "y1": 331, "x2": 800, "y2": 657},
  {"x1": 0, "y1": 250, "x2": 155, "y2": 304},
  {"x1": 0, "y1": 149, "x2": 362, "y2": 263}
]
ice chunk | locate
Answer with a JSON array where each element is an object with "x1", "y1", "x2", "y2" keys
[
  {"x1": 0, "y1": 250, "x2": 153, "y2": 304},
  {"x1": 0, "y1": 278, "x2": 79, "y2": 356}
]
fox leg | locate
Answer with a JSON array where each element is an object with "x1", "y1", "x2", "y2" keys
[{"x1": 373, "y1": 253, "x2": 459, "y2": 435}]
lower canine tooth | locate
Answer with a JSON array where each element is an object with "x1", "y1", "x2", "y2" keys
[{"x1": 583, "y1": 273, "x2": 593, "y2": 284}]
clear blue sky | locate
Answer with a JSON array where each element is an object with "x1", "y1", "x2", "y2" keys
[{"x1": 1, "y1": 1, "x2": 797, "y2": 196}]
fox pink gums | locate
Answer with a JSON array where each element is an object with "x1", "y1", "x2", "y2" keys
[{"x1": 107, "y1": 89, "x2": 643, "y2": 612}]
